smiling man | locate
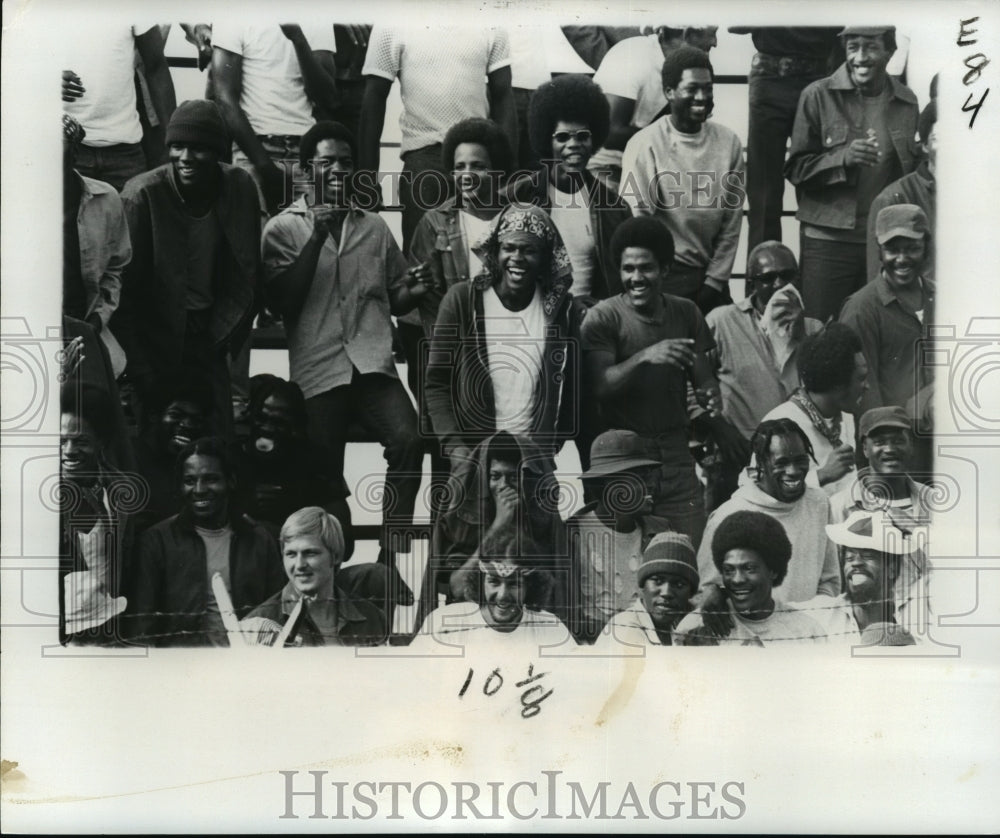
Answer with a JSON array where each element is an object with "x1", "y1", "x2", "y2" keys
[
  {"x1": 582, "y1": 217, "x2": 747, "y2": 549},
  {"x1": 794, "y1": 510, "x2": 920, "y2": 646},
  {"x1": 114, "y1": 100, "x2": 260, "y2": 441},
  {"x1": 785, "y1": 26, "x2": 919, "y2": 322},
  {"x1": 262, "y1": 121, "x2": 428, "y2": 584},
  {"x1": 620, "y1": 45, "x2": 744, "y2": 315},
  {"x1": 694, "y1": 419, "x2": 841, "y2": 637},
  {"x1": 830, "y1": 406, "x2": 933, "y2": 625},
  {"x1": 128, "y1": 437, "x2": 285, "y2": 646},
  {"x1": 411, "y1": 527, "x2": 572, "y2": 652},
  {"x1": 242, "y1": 507, "x2": 386, "y2": 647},
  {"x1": 674, "y1": 510, "x2": 827, "y2": 646},
  {"x1": 839, "y1": 204, "x2": 934, "y2": 417}
]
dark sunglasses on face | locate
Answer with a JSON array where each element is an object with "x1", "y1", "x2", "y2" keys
[
  {"x1": 752, "y1": 269, "x2": 798, "y2": 285},
  {"x1": 551, "y1": 129, "x2": 593, "y2": 144}
]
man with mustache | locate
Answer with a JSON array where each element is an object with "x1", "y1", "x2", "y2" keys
[
  {"x1": 830, "y1": 406, "x2": 933, "y2": 627},
  {"x1": 794, "y1": 509, "x2": 919, "y2": 646},
  {"x1": 839, "y1": 204, "x2": 934, "y2": 418}
]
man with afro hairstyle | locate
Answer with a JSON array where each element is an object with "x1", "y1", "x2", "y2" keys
[
  {"x1": 509, "y1": 73, "x2": 632, "y2": 306},
  {"x1": 673, "y1": 510, "x2": 828, "y2": 645},
  {"x1": 620, "y1": 46, "x2": 745, "y2": 316}
]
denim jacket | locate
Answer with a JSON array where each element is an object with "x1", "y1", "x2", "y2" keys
[{"x1": 785, "y1": 65, "x2": 919, "y2": 230}]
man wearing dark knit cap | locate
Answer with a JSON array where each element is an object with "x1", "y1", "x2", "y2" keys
[
  {"x1": 597, "y1": 531, "x2": 700, "y2": 649},
  {"x1": 113, "y1": 100, "x2": 260, "y2": 439}
]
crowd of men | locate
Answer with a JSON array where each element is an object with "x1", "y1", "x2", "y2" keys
[{"x1": 59, "y1": 22, "x2": 937, "y2": 649}]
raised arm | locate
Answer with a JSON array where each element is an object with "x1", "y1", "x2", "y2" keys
[{"x1": 358, "y1": 75, "x2": 391, "y2": 174}]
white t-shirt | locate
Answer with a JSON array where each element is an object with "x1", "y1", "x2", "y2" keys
[
  {"x1": 211, "y1": 25, "x2": 337, "y2": 137},
  {"x1": 549, "y1": 184, "x2": 595, "y2": 297},
  {"x1": 362, "y1": 26, "x2": 511, "y2": 154},
  {"x1": 410, "y1": 602, "x2": 573, "y2": 655},
  {"x1": 482, "y1": 286, "x2": 545, "y2": 434},
  {"x1": 674, "y1": 599, "x2": 828, "y2": 646},
  {"x1": 574, "y1": 510, "x2": 644, "y2": 620},
  {"x1": 589, "y1": 33, "x2": 666, "y2": 171},
  {"x1": 62, "y1": 24, "x2": 158, "y2": 146}
]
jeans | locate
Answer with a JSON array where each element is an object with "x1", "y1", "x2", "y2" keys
[
  {"x1": 639, "y1": 433, "x2": 707, "y2": 552},
  {"x1": 799, "y1": 233, "x2": 867, "y2": 322},
  {"x1": 400, "y1": 143, "x2": 450, "y2": 252},
  {"x1": 305, "y1": 371, "x2": 424, "y2": 543},
  {"x1": 746, "y1": 65, "x2": 826, "y2": 249},
  {"x1": 73, "y1": 143, "x2": 147, "y2": 191}
]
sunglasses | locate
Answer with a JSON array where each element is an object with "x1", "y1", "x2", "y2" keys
[
  {"x1": 751, "y1": 269, "x2": 798, "y2": 285},
  {"x1": 551, "y1": 129, "x2": 593, "y2": 144}
]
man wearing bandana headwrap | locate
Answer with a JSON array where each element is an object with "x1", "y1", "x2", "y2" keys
[{"x1": 424, "y1": 204, "x2": 582, "y2": 474}]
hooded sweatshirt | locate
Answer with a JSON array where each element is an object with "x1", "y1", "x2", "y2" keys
[{"x1": 697, "y1": 481, "x2": 840, "y2": 603}]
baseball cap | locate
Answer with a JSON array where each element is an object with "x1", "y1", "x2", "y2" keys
[
  {"x1": 859, "y1": 406, "x2": 911, "y2": 438},
  {"x1": 875, "y1": 204, "x2": 930, "y2": 245},
  {"x1": 826, "y1": 510, "x2": 916, "y2": 555}
]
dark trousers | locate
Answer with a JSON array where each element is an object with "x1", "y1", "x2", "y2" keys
[
  {"x1": 799, "y1": 233, "x2": 867, "y2": 323},
  {"x1": 73, "y1": 143, "x2": 147, "y2": 192},
  {"x1": 304, "y1": 371, "x2": 424, "y2": 544},
  {"x1": 400, "y1": 144, "x2": 450, "y2": 252},
  {"x1": 746, "y1": 67, "x2": 825, "y2": 249}
]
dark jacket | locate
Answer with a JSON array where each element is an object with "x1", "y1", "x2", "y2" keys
[
  {"x1": 127, "y1": 509, "x2": 284, "y2": 646},
  {"x1": 505, "y1": 169, "x2": 632, "y2": 302},
  {"x1": 424, "y1": 275, "x2": 581, "y2": 456},
  {"x1": 785, "y1": 64, "x2": 919, "y2": 230},
  {"x1": 247, "y1": 579, "x2": 387, "y2": 647},
  {"x1": 113, "y1": 163, "x2": 260, "y2": 382},
  {"x1": 865, "y1": 160, "x2": 935, "y2": 281}
]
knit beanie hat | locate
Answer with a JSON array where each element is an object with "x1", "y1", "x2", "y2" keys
[
  {"x1": 166, "y1": 100, "x2": 229, "y2": 155},
  {"x1": 637, "y1": 532, "x2": 699, "y2": 589}
]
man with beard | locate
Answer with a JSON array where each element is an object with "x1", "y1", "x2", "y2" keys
[
  {"x1": 673, "y1": 510, "x2": 827, "y2": 646},
  {"x1": 598, "y1": 532, "x2": 699, "y2": 649},
  {"x1": 794, "y1": 509, "x2": 919, "y2": 646},
  {"x1": 565, "y1": 430, "x2": 670, "y2": 643},
  {"x1": 695, "y1": 419, "x2": 841, "y2": 637},
  {"x1": 619, "y1": 46, "x2": 744, "y2": 315},
  {"x1": 261, "y1": 120, "x2": 429, "y2": 584},
  {"x1": 839, "y1": 204, "x2": 934, "y2": 417},
  {"x1": 113, "y1": 100, "x2": 259, "y2": 439},
  {"x1": 830, "y1": 406, "x2": 933, "y2": 625}
]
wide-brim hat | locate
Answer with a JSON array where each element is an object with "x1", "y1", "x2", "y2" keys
[
  {"x1": 583, "y1": 429, "x2": 662, "y2": 478},
  {"x1": 825, "y1": 510, "x2": 917, "y2": 555}
]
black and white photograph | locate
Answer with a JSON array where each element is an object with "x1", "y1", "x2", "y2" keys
[{"x1": 2, "y1": 0, "x2": 998, "y2": 831}]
